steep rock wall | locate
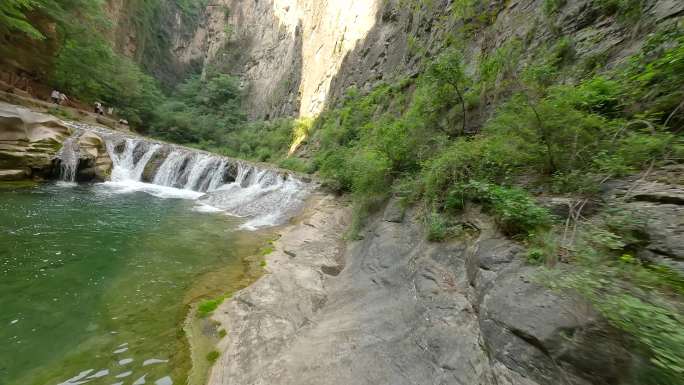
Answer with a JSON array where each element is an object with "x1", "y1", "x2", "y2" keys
[
  {"x1": 327, "y1": 0, "x2": 684, "y2": 108},
  {"x1": 187, "y1": 0, "x2": 683, "y2": 120},
  {"x1": 181, "y1": 0, "x2": 383, "y2": 119},
  {"x1": 105, "y1": 0, "x2": 206, "y2": 86}
]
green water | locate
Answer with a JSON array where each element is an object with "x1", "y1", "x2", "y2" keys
[{"x1": 0, "y1": 183, "x2": 269, "y2": 385}]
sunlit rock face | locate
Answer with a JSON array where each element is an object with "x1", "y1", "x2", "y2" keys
[
  {"x1": 281, "y1": 0, "x2": 382, "y2": 117},
  {"x1": 182, "y1": 0, "x2": 382, "y2": 119},
  {"x1": 0, "y1": 102, "x2": 72, "y2": 179}
]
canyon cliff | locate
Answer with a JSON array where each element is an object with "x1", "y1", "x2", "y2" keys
[{"x1": 176, "y1": 0, "x2": 682, "y2": 120}]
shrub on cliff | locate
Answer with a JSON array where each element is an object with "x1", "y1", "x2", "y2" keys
[{"x1": 148, "y1": 74, "x2": 245, "y2": 145}]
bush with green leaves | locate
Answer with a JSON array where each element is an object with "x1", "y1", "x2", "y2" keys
[
  {"x1": 543, "y1": 210, "x2": 684, "y2": 385},
  {"x1": 148, "y1": 74, "x2": 245, "y2": 145},
  {"x1": 445, "y1": 181, "x2": 552, "y2": 236},
  {"x1": 622, "y1": 26, "x2": 684, "y2": 128}
]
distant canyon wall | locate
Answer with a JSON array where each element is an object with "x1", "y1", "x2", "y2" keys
[
  {"x1": 177, "y1": 0, "x2": 682, "y2": 120},
  {"x1": 175, "y1": 0, "x2": 383, "y2": 119},
  {"x1": 3, "y1": 0, "x2": 681, "y2": 120}
]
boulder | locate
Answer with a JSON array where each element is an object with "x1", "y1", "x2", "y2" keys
[
  {"x1": 76, "y1": 131, "x2": 112, "y2": 182},
  {"x1": 0, "y1": 102, "x2": 71, "y2": 179},
  {"x1": 536, "y1": 196, "x2": 599, "y2": 220},
  {"x1": 605, "y1": 168, "x2": 684, "y2": 266},
  {"x1": 478, "y1": 263, "x2": 631, "y2": 385}
]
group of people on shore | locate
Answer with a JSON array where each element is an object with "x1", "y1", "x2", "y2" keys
[
  {"x1": 49, "y1": 89, "x2": 127, "y2": 126},
  {"x1": 50, "y1": 89, "x2": 69, "y2": 106},
  {"x1": 52, "y1": 89, "x2": 107, "y2": 115}
]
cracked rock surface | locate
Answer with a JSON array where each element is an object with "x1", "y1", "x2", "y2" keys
[{"x1": 207, "y1": 192, "x2": 637, "y2": 385}]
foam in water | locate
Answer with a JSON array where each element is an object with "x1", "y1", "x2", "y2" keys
[
  {"x1": 64, "y1": 122, "x2": 311, "y2": 229},
  {"x1": 200, "y1": 163, "x2": 311, "y2": 229},
  {"x1": 108, "y1": 139, "x2": 160, "y2": 182},
  {"x1": 206, "y1": 160, "x2": 228, "y2": 192},
  {"x1": 183, "y1": 154, "x2": 214, "y2": 191}
]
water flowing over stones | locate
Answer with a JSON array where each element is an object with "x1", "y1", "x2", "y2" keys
[
  {"x1": 57, "y1": 122, "x2": 311, "y2": 229},
  {"x1": 107, "y1": 138, "x2": 160, "y2": 182},
  {"x1": 57, "y1": 131, "x2": 81, "y2": 182},
  {"x1": 152, "y1": 150, "x2": 189, "y2": 187}
]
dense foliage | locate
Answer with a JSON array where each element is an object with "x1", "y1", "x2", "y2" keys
[
  {"x1": 541, "y1": 209, "x2": 684, "y2": 385},
  {"x1": 0, "y1": 0, "x2": 208, "y2": 126},
  {"x1": 147, "y1": 74, "x2": 244, "y2": 144}
]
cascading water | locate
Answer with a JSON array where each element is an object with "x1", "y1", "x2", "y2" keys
[
  {"x1": 199, "y1": 163, "x2": 311, "y2": 229},
  {"x1": 183, "y1": 154, "x2": 213, "y2": 191},
  {"x1": 153, "y1": 150, "x2": 188, "y2": 187},
  {"x1": 59, "y1": 122, "x2": 312, "y2": 229},
  {"x1": 107, "y1": 138, "x2": 160, "y2": 182},
  {"x1": 57, "y1": 134, "x2": 80, "y2": 183},
  {"x1": 204, "y1": 160, "x2": 228, "y2": 192}
]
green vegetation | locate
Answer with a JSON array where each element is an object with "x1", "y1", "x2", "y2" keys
[
  {"x1": 296, "y1": 26, "x2": 682, "y2": 239},
  {"x1": 0, "y1": 0, "x2": 46, "y2": 39},
  {"x1": 218, "y1": 329, "x2": 227, "y2": 339},
  {"x1": 196, "y1": 295, "x2": 229, "y2": 318},
  {"x1": 205, "y1": 350, "x2": 220, "y2": 363},
  {"x1": 0, "y1": 0, "x2": 208, "y2": 127},
  {"x1": 53, "y1": 34, "x2": 163, "y2": 127},
  {"x1": 4, "y1": 1, "x2": 682, "y2": 381},
  {"x1": 147, "y1": 74, "x2": 244, "y2": 144},
  {"x1": 541, "y1": 209, "x2": 684, "y2": 385},
  {"x1": 189, "y1": 22, "x2": 679, "y2": 380}
]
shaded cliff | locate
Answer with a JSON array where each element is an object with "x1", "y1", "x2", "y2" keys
[{"x1": 0, "y1": 0, "x2": 205, "y2": 92}]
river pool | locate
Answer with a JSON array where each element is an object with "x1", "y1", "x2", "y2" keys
[{"x1": 0, "y1": 182, "x2": 271, "y2": 385}]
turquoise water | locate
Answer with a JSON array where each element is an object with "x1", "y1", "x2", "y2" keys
[{"x1": 0, "y1": 183, "x2": 268, "y2": 385}]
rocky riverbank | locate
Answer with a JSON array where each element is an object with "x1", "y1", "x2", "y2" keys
[
  {"x1": 206, "y1": 192, "x2": 592, "y2": 385},
  {"x1": 206, "y1": 165, "x2": 683, "y2": 385},
  {"x1": 0, "y1": 102, "x2": 114, "y2": 182}
]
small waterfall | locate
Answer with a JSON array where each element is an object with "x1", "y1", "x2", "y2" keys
[
  {"x1": 234, "y1": 163, "x2": 253, "y2": 187},
  {"x1": 184, "y1": 154, "x2": 213, "y2": 191},
  {"x1": 153, "y1": 150, "x2": 188, "y2": 187},
  {"x1": 205, "y1": 160, "x2": 228, "y2": 192},
  {"x1": 58, "y1": 134, "x2": 80, "y2": 182},
  {"x1": 200, "y1": 166, "x2": 311, "y2": 229},
  {"x1": 152, "y1": 151, "x2": 231, "y2": 192},
  {"x1": 59, "y1": 123, "x2": 311, "y2": 229},
  {"x1": 107, "y1": 138, "x2": 160, "y2": 182}
]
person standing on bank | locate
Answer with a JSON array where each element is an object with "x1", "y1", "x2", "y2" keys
[
  {"x1": 94, "y1": 101, "x2": 104, "y2": 115},
  {"x1": 50, "y1": 89, "x2": 60, "y2": 104}
]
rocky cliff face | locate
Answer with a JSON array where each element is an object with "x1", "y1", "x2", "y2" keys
[
  {"x1": 183, "y1": 0, "x2": 683, "y2": 120},
  {"x1": 207, "y1": 164, "x2": 684, "y2": 385},
  {"x1": 179, "y1": 0, "x2": 383, "y2": 119},
  {"x1": 0, "y1": 102, "x2": 72, "y2": 180},
  {"x1": 104, "y1": 0, "x2": 206, "y2": 86}
]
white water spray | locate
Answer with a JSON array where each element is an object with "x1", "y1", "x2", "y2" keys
[
  {"x1": 58, "y1": 134, "x2": 80, "y2": 183},
  {"x1": 108, "y1": 139, "x2": 160, "y2": 182},
  {"x1": 152, "y1": 150, "x2": 188, "y2": 187}
]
